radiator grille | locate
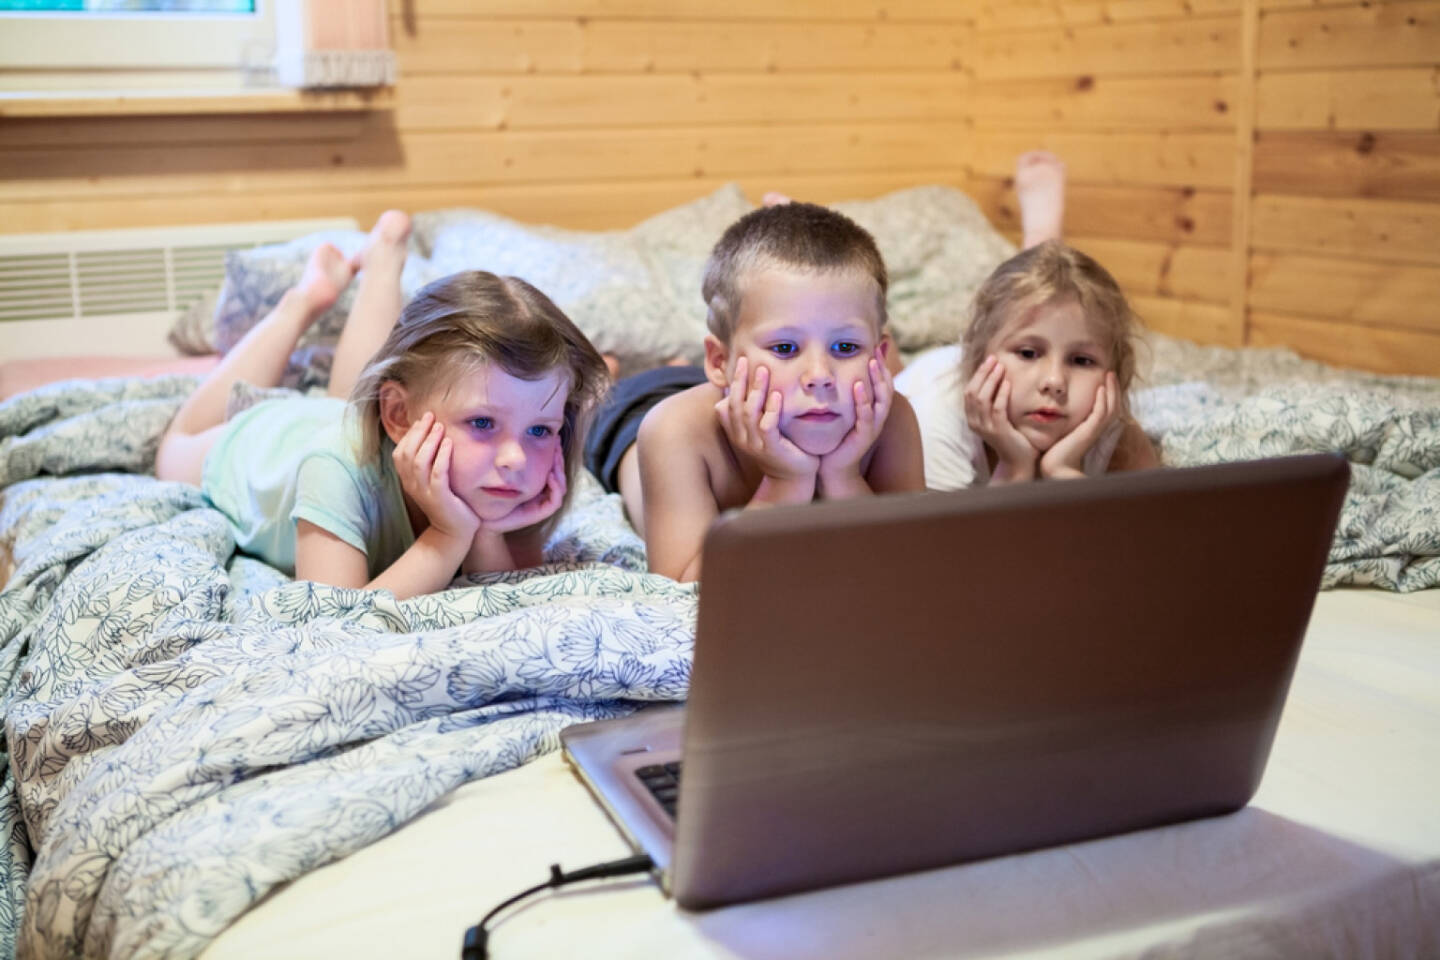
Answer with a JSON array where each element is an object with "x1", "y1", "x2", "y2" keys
[
  {"x1": 76, "y1": 248, "x2": 171, "y2": 317},
  {"x1": 0, "y1": 253, "x2": 74, "y2": 324},
  {"x1": 0, "y1": 219, "x2": 356, "y2": 326}
]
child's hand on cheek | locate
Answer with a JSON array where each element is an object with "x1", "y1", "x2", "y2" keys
[
  {"x1": 715, "y1": 356, "x2": 819, "y2": 485},
  {"x1": 818, "y1": 353, "x2": 891, "y2": 497},
  {"x1": 965, "y1": 356, "x2": 1038, "y2": 483},
  {"x1": 392, "y1": 412, "x2": 480, "y2": 542},
  {"x1": 1040, "y1": 371, "x2": 1120, "y2": 480},
  {"x1": 483, "y1": 445, "x2": 568, "y2": 534}
]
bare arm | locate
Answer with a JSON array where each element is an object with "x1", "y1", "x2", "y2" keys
[
  {"x1": 295, "y1": 519, "x2": 469, "y2": 600},
  {"x1": 637, "y1": 406, "x2": 719, "y2": 583},
  {"x1": 860, "y1": 391, "x2": 927, "y2": 494},
  {"x1": 461, "y1": 527, "x2": 545, "y2": 575}
]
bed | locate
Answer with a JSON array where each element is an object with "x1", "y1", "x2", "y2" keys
[{"x1": 2, "y1": 184, "x2": 1438, "y2": 960}]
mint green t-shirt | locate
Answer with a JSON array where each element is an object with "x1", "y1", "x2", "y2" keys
[{"x1": 201, "y1": 395, "x2": 414, "y2": 577}]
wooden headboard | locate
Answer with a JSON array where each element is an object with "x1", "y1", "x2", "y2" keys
[{"x1": 0, "y1": 0, "x2": 1435, "y2": 376}]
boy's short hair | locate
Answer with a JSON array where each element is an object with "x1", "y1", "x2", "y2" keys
[{"x1": 701, "y1": 202, "x2": 888, "y2": 344}]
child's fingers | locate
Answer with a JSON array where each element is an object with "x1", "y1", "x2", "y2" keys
[
  {"x1": 973, "y1": 358, "x2": 1005, "y2": 415},
  {"x1": 432, "y1": 436, "x2": 453, "y2": 485},
  {"x1": 965, "y1": 355, "x2": 996, "y2": 396},
  {"x1": 728, "y1": 358, "x2": 753, "y2": 439},
  {"x1": 415, "y1": 421, "x2": 444, "y2": 474},
  {"x1": 725, "y1": 358, "x2": 746, "y2": 431},
  {"x1": 868, "y1": 359, "x2": 892, "y2": 425},
  {"x1": 871, "y1": 350, "x2": 895, "y2": 396},
  {"x1": 747, "y1": 365, "x2": 770, "y2": 417},
  {"x1": 758, "y1": 389, "x2": 783, "y2": 437},
  {"x1": 552, "y1": 449, "x2": 568, "y2": 496},
  {"x1": 741, "y1": 366, "x2": 770, "y2": 443},
  {"x1": 870, "y1": 356, "x2": 892, "y2": 406},
  {"x1": 1088, "y1": 377, "x2": 1115, "y2": 431},
  {"x1": 853, "y1": 379, "x2": 874, "y2": 435},
  {"x1": 394, "y1": 411, "x2": 431, "y2": 462}
]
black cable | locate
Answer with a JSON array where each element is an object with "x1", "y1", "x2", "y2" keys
[{"x1": 460, "y1": 853, "x2": 655, "y2": 960}]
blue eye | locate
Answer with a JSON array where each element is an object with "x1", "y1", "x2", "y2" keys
[
  {"x1": 769, "y1": 343, "x2": 796, "y2": 357},
  {"x1": 468, "y1": 417, "x2": 494, "y2": 431},
  {"x1": 527, "y1": 425, "x2": 554, "y2": 439},
  {"x1": 833, "y1": 341, "x2": 861, "y2": 356}
]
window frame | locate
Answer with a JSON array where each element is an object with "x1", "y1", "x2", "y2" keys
[{"x1": 0, "y1": 1, "x2": 276, "y2": 71}]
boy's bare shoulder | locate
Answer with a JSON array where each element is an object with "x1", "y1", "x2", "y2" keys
[
  {"x1": 637, "y1": 380, "x2": 758, "y2": 509},
  {"x1": 637, "y1": 381, "x2": 724, "y2": 452}
]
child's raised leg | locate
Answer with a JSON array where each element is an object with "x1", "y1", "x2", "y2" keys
[
  {"x1": 155, "y1": 243, "x2": 352, "y2": 485},
  {"x1": 328, "y1": 210, "x2": 412, "y2": 400},
  {"x1": 1015, "y1": 150, "x2": 1066, "y2": 249}
]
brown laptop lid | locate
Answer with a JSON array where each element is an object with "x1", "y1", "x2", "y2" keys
[{"x1": 670, "y1": 455, "x2": 1349, "y2": 909}]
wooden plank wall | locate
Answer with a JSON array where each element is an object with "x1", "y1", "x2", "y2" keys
[
  {"x1": 0, "y1": 0, "x2": 1437, "y2": 374},
  {"x1": 0, "y1": 1, "x2": 971, "y2": 232},
  {"x1": 1248, "y1": 0, "x2": 1440, "y2": 374},
  {"x1": 961, "y1": 0, "x2": 1440, "y2": 375}
]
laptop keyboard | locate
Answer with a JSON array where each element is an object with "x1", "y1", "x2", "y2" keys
[{"x1": 634, "y1": 761, "x2": 682, "y2": 818}]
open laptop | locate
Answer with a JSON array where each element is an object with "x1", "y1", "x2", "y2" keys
[{"x1": 560, "y1": 454, "x2": 1350, "y2": 910}]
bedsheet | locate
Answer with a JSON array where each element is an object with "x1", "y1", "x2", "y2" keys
[
  {"x1": 0, "y1": 377, "x2": 697, "y2": 959},
  {"x1": 202, "y1": 590, "x2": 1440, "y2": 960}
]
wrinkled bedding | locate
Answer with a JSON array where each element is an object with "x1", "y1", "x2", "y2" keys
[
  {"x1": 1, "y1": 333, "x2": 1438, "y2": 959},
  {"x1": 0, "y1": 377, "x2": 696, "y2": 959},
  {"x1": 1135, "y1": 334, "x2": 1440, "y2": 591}
]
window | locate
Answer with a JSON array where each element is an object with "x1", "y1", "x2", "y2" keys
[{"x1": 0, "y1": 0, "x2": 275, "y2": 76}]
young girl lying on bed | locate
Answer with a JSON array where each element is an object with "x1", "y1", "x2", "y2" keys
[
  {"x1": 154, "y1": 212, "x2": 609, "y2": 599},
  {"x1": 895, "y1": 238, "x2": 1160, "y2": 488}
]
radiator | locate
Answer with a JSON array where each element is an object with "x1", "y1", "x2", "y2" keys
[{"x1": 0, "y1": 217, "x2": 358, "y2": 360}]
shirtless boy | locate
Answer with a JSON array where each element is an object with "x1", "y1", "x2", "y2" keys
[{"x1": 585, "y1": 202, "x2": 925, "y2": 582}]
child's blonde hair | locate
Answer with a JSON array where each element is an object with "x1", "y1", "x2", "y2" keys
[
  {"x1": 961, "y1": 240, "x2": 1139, "y2": 414},
  {"x1": 350, "y1": 270, "x2": 609, "y2": 538},
  {"x1": 702, "y1": 202, "x2": 888, "y2": 344}
]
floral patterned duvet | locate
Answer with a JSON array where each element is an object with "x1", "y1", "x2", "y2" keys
[{"x1": 0, "y1": 376, "x2": 696, "y2": 959}]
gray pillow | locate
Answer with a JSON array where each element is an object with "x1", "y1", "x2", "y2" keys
[{"x1": 192, "y1": 183, "x2": 1015, "y2": 388}]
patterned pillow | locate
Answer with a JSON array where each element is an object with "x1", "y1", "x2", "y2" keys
[
  {"x1": 165, "y1": 286, "x2": 221, "y2": 355},
  {"x1": 419, "y1": 184, "x2": 752, "y2": 370},
  {"x1": 191, "y1": 183, "x2": 1015, "y2": 387}
]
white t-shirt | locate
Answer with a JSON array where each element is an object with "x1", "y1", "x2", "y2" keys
[{"x1": 893, "y1": 344, "x2": 1123, "y2": 491}]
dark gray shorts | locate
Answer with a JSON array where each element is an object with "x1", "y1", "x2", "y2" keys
[{"x1": 583, "y1": 365, "x2": 707, "y2": 493}]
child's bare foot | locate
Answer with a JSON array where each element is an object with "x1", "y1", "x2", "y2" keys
[
  {"x1": 352, "y1": 209, "x2": 412, "y2": 273},
  {"x1": 1015, "y1": 151, "x2": 1066, "y2": 248},
  {"x1": 762, "y1": 191, "x2": 793, "y2": 207},
  {"x1": 296, "y1": 243, "x2": 354, "y2": 315}
]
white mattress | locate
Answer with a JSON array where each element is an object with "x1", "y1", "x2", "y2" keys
[{"x1": 204, "y1": 588, "x2": 1440, "y2": 960}]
